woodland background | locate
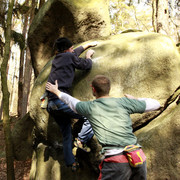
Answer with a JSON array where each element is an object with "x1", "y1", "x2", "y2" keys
[{"x1": 0, "y1": 0, "x2": 180, "y2": 179}]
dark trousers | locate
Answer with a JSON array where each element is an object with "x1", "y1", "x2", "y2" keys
[
  {"x1": 47, "y1": 98, "x2": 82, "y2": 165},
  {"x1": 98, "y1": 154, "x2": 147, "y2": 180},
  {"x1": 47, "y1": 98, "x2": 94, "y2": 165}
]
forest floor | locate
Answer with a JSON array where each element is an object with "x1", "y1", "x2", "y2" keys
[{"x1": 0, "y1": 119, "x2": 31, "y2": 180}]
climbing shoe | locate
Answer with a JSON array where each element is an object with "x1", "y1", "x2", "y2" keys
[
  {"x1": 74, "y1": 138, "x2": 91, "y2": 153},
  {"x1": 71, "y1": 161, "x2": 79, "y2": 172}
]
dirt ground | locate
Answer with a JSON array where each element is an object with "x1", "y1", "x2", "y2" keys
[{"x1": 0, "y1": 121, "x2": 31, "y2": 180}]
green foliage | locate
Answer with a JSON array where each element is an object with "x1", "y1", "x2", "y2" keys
[
  {"x1": 0, "y1": 1, "x2": 30, "y2": 27},
  {"x1": 109, "y1": 0, "x2": 153, "y2": 34},
  {"x1": 11, "y1": 30, "x2": 25, "y2": 50},
  {"x1": 109, "y1": 0, "x2": 133, "y2": 34}
]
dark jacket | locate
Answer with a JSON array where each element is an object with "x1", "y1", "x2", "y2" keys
[{"x1": 47, "y1": 46, "x2": 92, "y2": 100}]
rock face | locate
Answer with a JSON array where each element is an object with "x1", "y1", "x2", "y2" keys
[
  {"x1": 12, "y1": 113, "x2": 34, "y2": 160},
  {"x1": 29, "y1": 32, "x2": 180, "y2": 179},
  {"x1": 28, "y1": 0, "x2": 111, "y2": 76},
  {"x1": 72, "y1": 32, "x2": 180, "y2": 103},
  {"x1": 136, "y1": 103, "x2": 180, "y2": 180}
]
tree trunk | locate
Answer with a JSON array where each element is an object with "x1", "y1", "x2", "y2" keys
[
  {"x1": 17, "y1": 0, "x2": 29, "y2": 118},
  {"x1": 22, "y1": 48, "x2": 32, "y2": 116},
  {"x1": 0, "y1": 0, "x2": 15, "y2": 179},
  {"x1": 17, "y1": 50, "x2": 24, "y2": 117},
  {"x1": 152, "y1": 0, "x2": 156, "y2": 32},
  {"x1": 152, "y1": 0, "x2": 169, "y2": 35},
  {"x1": 30, "y1": 0, "x2": 36, "y2": 23},
  {"x1": 168, "y1": 0, "x2": 179, "y2": 42},
  {"x1": 39, "y1": 0, "x2": 45, "y2": 9},
  {"x1": 0, "y1": 56, "x2": 3, "y2": 121},
  {"x1": 9, "y1": 56, "x2": 17, "y2": 114},
  {"x1": 0, "y1": 100, "x2": 3, "y2": 121},
  {"x1": 21, "y1": 0, "x2": 36, "y2": 117}
]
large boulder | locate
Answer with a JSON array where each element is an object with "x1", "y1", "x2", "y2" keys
[
  {"x1": 136, "y1": 102, "x2": 180, "y2": 180},
  {"x1": 72, "y1": 32, "x2": 180, "y2": 102},
  {"x1": 28, "y1": 0, "x2": 111, "y2": 76},
  {"x1": 29, "y1": 32, "x2": 180, "y2": 179}
]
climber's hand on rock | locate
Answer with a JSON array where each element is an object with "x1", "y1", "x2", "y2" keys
[{"x1": 86, "y1": 49, "x2": 95, "y2": 59}]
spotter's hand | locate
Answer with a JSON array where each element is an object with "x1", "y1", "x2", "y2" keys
[{"x1": 46, "y1": 80, "x2": 60, "y2": 96}]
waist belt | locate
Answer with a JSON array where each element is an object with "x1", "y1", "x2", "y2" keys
[{"x1": 98, "y1": 154, "x2": 128, "y2": 180}]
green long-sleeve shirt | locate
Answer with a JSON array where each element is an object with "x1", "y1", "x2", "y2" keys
[{"x1": 76, "y1": 97, "x2": 146, "y2": 148}]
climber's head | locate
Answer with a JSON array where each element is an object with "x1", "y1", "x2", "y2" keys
[{"x1": 54, "y1": 37, "x2": 73, "y2": 53}]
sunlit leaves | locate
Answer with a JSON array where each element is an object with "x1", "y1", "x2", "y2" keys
[{"x1": 109, "y1": 0, "x2": 153, "y2": 34}]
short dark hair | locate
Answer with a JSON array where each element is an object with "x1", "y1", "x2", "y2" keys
[
  {"x1": 92, "y1": 75, "x2": 111, "y2": 96},
  {"x1": 54, "y1": 37, "x2": 73, "y2": 52}
]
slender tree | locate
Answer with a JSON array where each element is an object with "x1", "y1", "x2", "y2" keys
[
  {"x1": 0, "y1": 39, "x2": 3, "y2": 121},
  {"x1": 152, "y1": 0, "x2": 169, "y2": 35},
  {"x1": 17, "y1": 0, "x2": 29, "y2": 118},
  {"x1": 0, "y1": 0, "x2": 15, "y2": 179},
  {"x1": 168, "y1": 0, "x2": 180, "y2": 42},
  {"x1": 0, "y1": 0, "x2": 7, "y2": 121},
  {"x1": 21, "y1": 0, "x2": 36, "y2": 117},
  {"x1": 39, "y1": 0, "x2": 45, "y2": 9}
]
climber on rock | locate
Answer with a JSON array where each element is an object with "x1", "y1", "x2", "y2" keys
[
  {"x1": 46, "y1": 37, "x2": 97, "y2": 171},
  {"x1": 46, "y1": 74, "x2": 161, "y2": 179}
]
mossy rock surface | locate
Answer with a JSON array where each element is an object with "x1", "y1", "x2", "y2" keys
[
  {"x1": 29, "y1": 32, "x2": 180, "y2": 179},
  {"x1": 30, "y1": 32, "x2": 180, "y2": 145},
  {"x1": 28, "y1": 0, "x2": 111, "y2": 76}
]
